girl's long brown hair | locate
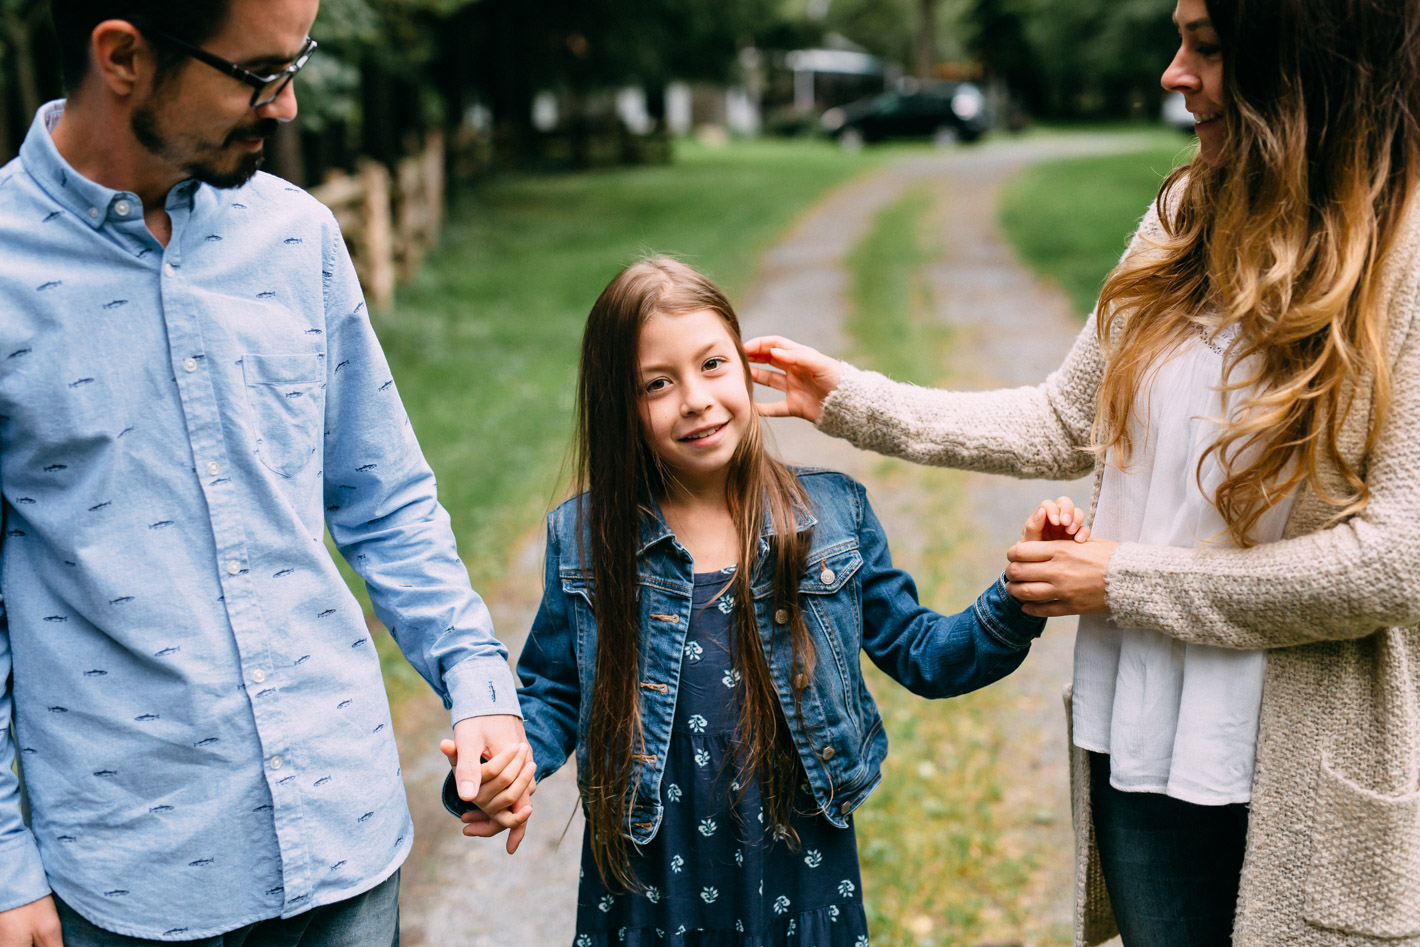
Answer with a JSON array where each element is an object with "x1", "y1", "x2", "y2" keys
[
  {"x1": 573, "y1": 257, "x2": 816, "y2": 891},
  {"x1": 1094, "y1": 0, "x2": 1420, "y2": 544}
]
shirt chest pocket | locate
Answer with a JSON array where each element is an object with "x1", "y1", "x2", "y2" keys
[{"x1": 242, "y1": 353, "x2": 323, "y2": 478}]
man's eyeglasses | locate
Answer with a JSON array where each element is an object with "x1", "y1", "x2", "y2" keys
[{"x1": 145, "y1": 30, "x2": 317, "y2": 109}]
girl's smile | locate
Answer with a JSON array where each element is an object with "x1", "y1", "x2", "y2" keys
[{"x1": 1162, "y1": 0, "x2": 1225, "y2": 163}]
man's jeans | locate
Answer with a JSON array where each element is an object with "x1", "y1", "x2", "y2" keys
[
  {"x1": 1090, "y1": 752, "x2": 1248, "y2": 947},
  {"x1": 53, "y1": 870, "x2": 399, "y2": 947}
]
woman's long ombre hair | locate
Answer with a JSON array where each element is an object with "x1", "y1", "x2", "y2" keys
[
  {"x1": 1094, "y1": 0, "x2": 1420, "y2": 544},
  {"x1": 573, "y1": 257, "x2": 815, "y2": 891}
]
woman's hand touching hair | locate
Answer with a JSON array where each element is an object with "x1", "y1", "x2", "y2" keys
[{"x1": 743, "y1": 336, "x2": 842, "y2": 423}]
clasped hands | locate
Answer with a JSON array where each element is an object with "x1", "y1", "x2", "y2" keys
[
  {"x1": 441, "y1": 715, "x2": 538, "y2": 854},
  {"x1": 1011, "y1": 496, "x2": 1116, "y2": 617}
]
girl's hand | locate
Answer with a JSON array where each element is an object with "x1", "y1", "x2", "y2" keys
[
  {"x1": 1005, "y1": 538, "x2": 1118, "y2": 617},
  {"x1": 1021, "y1": 496, "x2": 1090, "y2": 543},
  {"x1": 743, "y1": 335, "x2": 842, "y2": 423},
  {"x1": 440, "y1": 738, "x2": 538, "y2": 854}
]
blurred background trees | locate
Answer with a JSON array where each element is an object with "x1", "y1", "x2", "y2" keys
[{"x1": 0, "y1": 0, "x2": 1177, "y2": 176}]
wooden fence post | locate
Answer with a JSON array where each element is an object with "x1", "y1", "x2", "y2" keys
[{"x1": 358, "y1": 157, "x2": 396, "y2": 310}]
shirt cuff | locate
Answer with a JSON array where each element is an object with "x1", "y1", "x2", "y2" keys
[
  {"x1": 0, "y1": 832, "x2": 50, "y2": 913},
  {"x1": 445, "y1": 657, "x2": 523, "y2": 726}
]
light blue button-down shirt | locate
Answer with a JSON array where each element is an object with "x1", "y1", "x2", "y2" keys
[{"x1": 0, "y1": 101, "x2": 520, "y2": 938}]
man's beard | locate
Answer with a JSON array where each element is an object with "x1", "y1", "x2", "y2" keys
[{"x1": 131, "y1": 104, "x2": 277, "y2": 190}]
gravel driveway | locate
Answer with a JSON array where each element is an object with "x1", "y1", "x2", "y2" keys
[{"x1": 394, "y1": 133, "x2": 1151, "y2": 946}]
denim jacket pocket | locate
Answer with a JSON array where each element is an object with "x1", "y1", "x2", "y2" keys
[
  {"x1": 241, "y1": 353, "x2": 322, "y2": 478},
  {"x1": 795, "y1": 547, "x2": 866, "y2": 744}
]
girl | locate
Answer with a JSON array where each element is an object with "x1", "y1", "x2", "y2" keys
[
  {"x1": 745, "y1": 1, "x2": 1420, "y2": 944},
  {"x1": 444, "y1": 257, "x2": 1068, "y2": 945}
]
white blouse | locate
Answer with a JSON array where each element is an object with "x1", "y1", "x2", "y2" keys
[{"x1": 1072, "y1": 323, "x2": 1295, "y2": 805}]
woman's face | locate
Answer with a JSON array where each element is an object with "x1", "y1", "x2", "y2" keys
[{"x1": 1162, "y1": 0, "x2": 1225, "y2": 163}]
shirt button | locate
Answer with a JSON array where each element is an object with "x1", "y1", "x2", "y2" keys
[
  {"x1": 88, "y1": 207, "x2": 99, "y2": 219},
  {"x1": 820, "y1": 568, "x2": 836, "y2": 584},
  {"x1": 183, "y1": 357, "x2": 198, "y2": 373},
  {"x1": 226, "y1": 560, "x2": 242, "y2": 575},
  {"x1": 164, "y1": 263, "x2": 176, "y2": 277},
  {"x1": 774, "y1": 608, "x2": 789, "y2": 625},
  {"x1": 252, "y1": 669, "x2": 267, "y2": 684},
  {"x1": 821, "y1": 745, "x2": 836, "y2": 761},
  {"x1": 115, "y1": 200, "x2": 131, "y2": 216},
  {"x1": 207, "y1": 461, "x2": 221, "y2": 476},
  {"x1": 270, "y1": 755, "x2": 283, "y2": 770}
]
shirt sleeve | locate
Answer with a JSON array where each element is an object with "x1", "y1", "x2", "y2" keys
[
  {"x1": 855, "y1": 482, "x2": 1043, "y2": 697},
  {"x1": 0, "y1": 511, "x2": 52, "y2": 912},
  {"x1": 317, "y1": 216, "x2": 519, "y2": 725}
]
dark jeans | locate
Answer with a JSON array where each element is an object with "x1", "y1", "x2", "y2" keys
[
  {"x1": 1090, "y1": 752, "x2": 1247, "y2": 947},
  {"x1": 54, "y1": 870, "x2": 400, "y2": 947}
]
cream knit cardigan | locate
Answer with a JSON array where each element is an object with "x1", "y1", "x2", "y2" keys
[{"x1": 816, "y1": 198, "x2": 1420, "y2": 946}]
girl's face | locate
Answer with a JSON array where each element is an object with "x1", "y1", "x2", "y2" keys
[
  {"x1": 637, "y1": 309, "x2": 753, "y2": 496},
  {"x1": 1162, "y1": 0, "x2": 1225, "y2": 163}
]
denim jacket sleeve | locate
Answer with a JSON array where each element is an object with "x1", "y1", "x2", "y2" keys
[
  {"x1": 443, "y1": 517, "x2": 581, "y2": 816},
  {"x1": 514, "y1": 521, "x2": 582, "y2": 784},
  {"x1": 856, "y1": 484, "x2": 1043, "y2": 698}
]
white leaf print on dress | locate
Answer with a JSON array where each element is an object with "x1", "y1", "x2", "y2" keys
[
  {"x1": 694, "y1": 748, "x2": 711, "y2": 768},
  {"x1": 666, "y1": 783, "x2": 682, "y2": 802},
  {"x1": 683, "y1": 640, "x2": 704, "y2": 663},
  {"x1": 645, "y1": 886, "x2": 661, "y2": 904},
  {"x1": 838, "y1": 879, "x2": 857, "y2": 898},
  {"x1": 804, "y1": 849, "x2": 823, "y2": 868},
  {"x1": 598, "y1": 894, "x2": 614, "y2": 913},
  {"x1": 687, "y1": 714, "x2": 708, "y2": 733},
  {"x1": 721, "y1": 668, "x2": 742, "y2": 688},
  {"x1": 773, "y1": 895, "x2": 791, "y2": 915},
  {"x1": 855, "y1": 936, "x2": 870, "y2": 947},
  {"x1": 698, "y1": 817, "x2": 718, "y2": 837},
  {"x1": 717, "y1": 595, "x2": 735, "y2": 614},
  {"x1": 671, "y1": 854, "x2": 684, "y2": 873},
  {"x1": 701, "y1": 886, "x2": 719, "y2": 904}
]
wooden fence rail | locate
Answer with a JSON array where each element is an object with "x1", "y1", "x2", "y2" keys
[{"x1": 310, "y1": 129, "x2": 445, "y2": 310}]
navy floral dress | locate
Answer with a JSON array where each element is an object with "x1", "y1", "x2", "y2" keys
[{"x1": 574, "y1": 569, "x2": 872, "y2": 946}]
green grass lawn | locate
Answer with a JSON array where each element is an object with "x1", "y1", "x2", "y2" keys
[
  {"x1": 363, "y1": 139, "x2": 883, "y2": 701},
  {"x1": 998, "y1": 131, "x2": 1194, "y2": 318}
]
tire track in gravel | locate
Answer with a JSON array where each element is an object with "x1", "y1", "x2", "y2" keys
[{"x1": 396, "y1": 133, "x2": 1151, "y2": 945}]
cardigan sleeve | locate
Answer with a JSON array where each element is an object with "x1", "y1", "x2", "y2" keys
[
  {"x1": 814, "y1": 203, "x2": 1168, "y2": 481},
  {"x1": 1105, "y1": 222, "x2": 1420, "y2": 649},
  {"x1": 815, "y1": 317, "x2": 1102, "y2": 480}
]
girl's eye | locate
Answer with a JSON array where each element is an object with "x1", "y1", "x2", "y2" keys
[
  {"x1": 703, "y1": 356, "x2": 727, "y2": 371},
  {"x1": 1197, "y1": 43, "x2": 1221, "y2": 56},
  {"x1": 644, "y1": 378, "x2": 668, "y2": 394}
]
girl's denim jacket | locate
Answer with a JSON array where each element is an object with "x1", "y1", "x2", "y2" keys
[{"x1": 444, "y1": 468, "x2": 1043, "y2": 842}]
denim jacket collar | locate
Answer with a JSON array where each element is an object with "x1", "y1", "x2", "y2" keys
[{"x1": 633, "y1": 491, "x2": 819, "y2": 559}]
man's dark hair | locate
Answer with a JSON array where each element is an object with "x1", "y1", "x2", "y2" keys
[{"x1": 50, "y1": 0, "x2": 233, "y2": 92}]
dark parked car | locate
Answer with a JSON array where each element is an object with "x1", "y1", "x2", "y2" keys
[{"x1": 821, "y1": 81, "x2": 989, "y2": 148}]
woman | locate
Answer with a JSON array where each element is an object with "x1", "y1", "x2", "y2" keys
[{"x1": 744, "y1": 0, "x2": 1420, "y2": 944}]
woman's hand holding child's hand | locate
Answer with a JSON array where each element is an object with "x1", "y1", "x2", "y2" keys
[
  {"x1": 439, "y1": 738, "x2": 538, "y2": 854},
  {"x1": 1007, "y1": 496, "x2": 1117, "y2": 618}
]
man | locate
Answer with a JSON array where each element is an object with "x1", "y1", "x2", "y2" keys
[{"x1": 0, "y1": 1, "x2": 533, "y2": 943}]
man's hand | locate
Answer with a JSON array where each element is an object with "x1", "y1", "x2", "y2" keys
[
  {"x1": 0, "y1": 895, "x2": 63, "y2": 947},
  {"x1": 743, "y1": 335, "x2": 842, "y2": 423},
  {"x1": 446, "y1": 715, "x2": 536, "y2": 853}
]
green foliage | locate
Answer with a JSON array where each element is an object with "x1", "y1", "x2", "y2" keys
[{"x1": 997, "y1": 132, "x2": 1191, "y2": 317}]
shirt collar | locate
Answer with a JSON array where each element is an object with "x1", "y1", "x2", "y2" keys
[{"x1": 19, "y1": 99, "x2": 193, "y2": 230}]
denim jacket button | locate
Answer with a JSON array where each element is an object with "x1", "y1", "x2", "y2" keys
[
  {"x1": 820, "y1": 568, "x2": 835, "y2": 584},
  {"x1": 774, "y1": 608, "x2": 789, "y2": 625},
  {"x1": 840, "y1": 801, "x2": 852, "y2": 815},
  {"x1": 820, "y1": 745, "x2": 836, "y2": 761}
]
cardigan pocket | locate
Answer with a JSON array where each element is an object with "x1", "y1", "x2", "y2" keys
[{"x1": 1302, "y1": 758, "x2": 1420, "y2": 937}]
